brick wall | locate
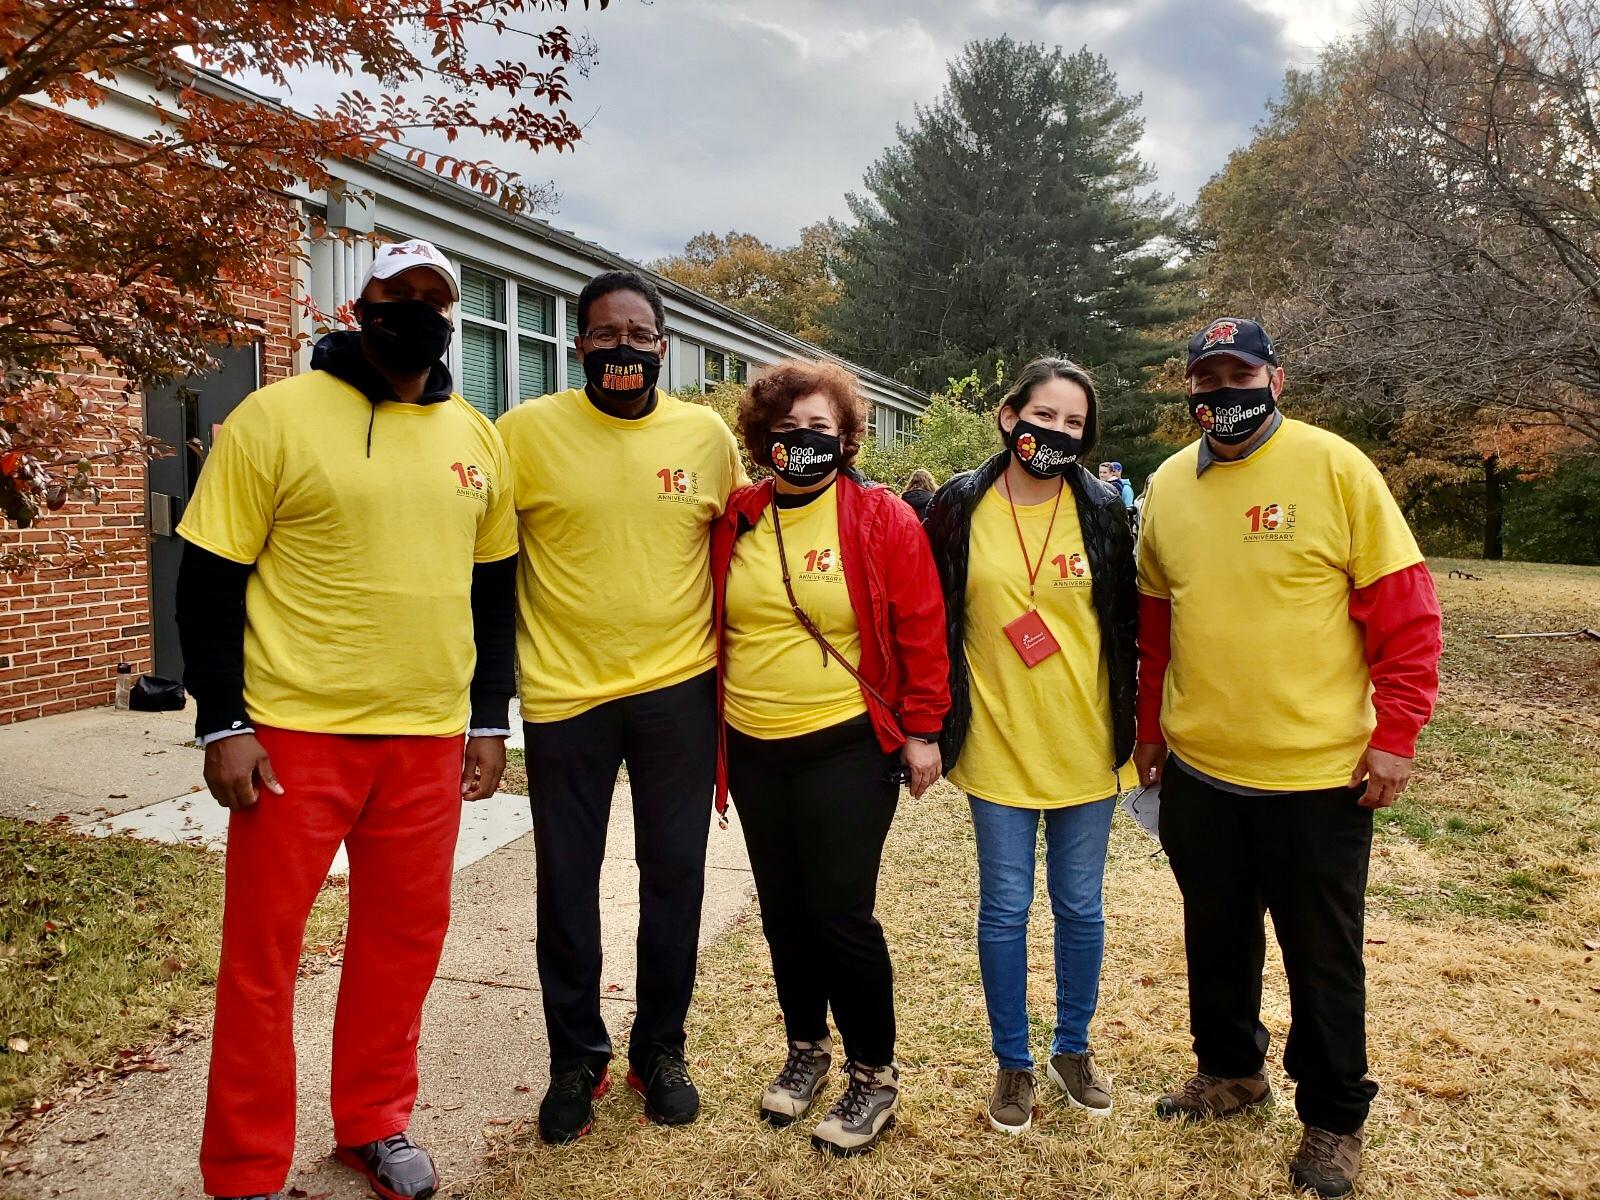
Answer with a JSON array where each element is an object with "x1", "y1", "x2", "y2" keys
[{"x1": 0, "y1": 261, "x2": 296, "y2": 725}]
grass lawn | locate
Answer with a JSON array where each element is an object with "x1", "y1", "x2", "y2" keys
[
  {"x1": 475, "y1": 560, "x2": 1600, "y2": 1200},
  {"x1": 0, "y1": 818, "x2": 347, "y2": 1124}
]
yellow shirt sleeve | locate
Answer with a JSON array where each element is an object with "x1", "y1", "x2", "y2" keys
[
  {"x1": 724, "y1": 418, "x2": 750, "y2": 493},
  {"x1": 1341, "y1": 453, "x2": 1424, "y2": 588},
  {"x1": 175, "y1": 396, "x2": 278, "y2": 565},
  {"x1": 1135, "y1": 475, "x2": 1169, "y2": 597},
  {"x1": 476, "y1": 426, "x2": 519, "y2": 562}
]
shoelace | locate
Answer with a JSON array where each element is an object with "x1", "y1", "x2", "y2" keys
[
  {"x1": 549, "y1": 1065, "x2": 596, "y2": 1101},
  {"x1": 379, "y1": 1131, "x2": 414, "y2": 1155},
  {"x1": 1178, "y1": 1072, "x2": 1222, "y2": 1106},
  {"x1": 775, "y1": 1043, "x2": 824, "y2": 1093},
  {"x1": 998, "y1": 1071, "x2": 1031, "y2": 1108},
  {"x1": 649, "y1": 1052, "x2": 692, "y2": 1091},
  {"x1": 832, "y1": 1062, "x2": 881, "y2": 1124},
  {"x1": 1303, "y1": 1127, "x2": 1347, "y2": 1165}
]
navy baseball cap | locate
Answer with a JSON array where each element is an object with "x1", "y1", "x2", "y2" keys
[{"x1": 1186, "y1": 317, "x2": 1278, "y2": 376}]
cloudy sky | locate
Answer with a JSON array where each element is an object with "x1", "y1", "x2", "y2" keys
[{"x1": 267, "y1": 0, "x2": 1369, "y2": 264}]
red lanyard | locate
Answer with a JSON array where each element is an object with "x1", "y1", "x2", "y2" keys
[{"x1": 1001, "y1": 474, "x2": 1063, "y2": 609}]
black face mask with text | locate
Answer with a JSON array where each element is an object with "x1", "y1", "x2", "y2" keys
[
  {"x1": 769, "y1": 428, "x2": 842, "y2": 487},
  {"x1": 360, "y1": 300, "x2": 454, "y2": 374},
  {"x1": 1007, "y1": 418, "x2": 1082, "y2": 479},
  {"x1": 1189, "y1": 385, "x2": 1276, "y2": 445},
  {"x1": 583, "y1": 344, "x2": 661, "y2": 404}
]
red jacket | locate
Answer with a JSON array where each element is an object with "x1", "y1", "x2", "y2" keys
[{"x1": 710, "y1": 474, "x2": 950, "y2": 816}]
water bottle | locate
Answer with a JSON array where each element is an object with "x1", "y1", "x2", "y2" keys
[{"x1": 114, "y1": 662, "x2": 133, "y2": 710}]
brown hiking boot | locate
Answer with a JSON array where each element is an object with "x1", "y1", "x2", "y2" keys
[
  {"x1": 1154, "y1": 1070, "x2": 1270, "y2": 1121},
  {"x1": 1048, "y1": 1048, "x2": 1112, "y2": 1115},
  {"x1": 986, "y1": 1067, "x2": 1035, "y2": 1135},
  {"x1": 1290, "y1": 1125, "x2": 1362, "y2": 1197}
]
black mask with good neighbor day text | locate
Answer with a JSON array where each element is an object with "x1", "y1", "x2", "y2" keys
[
  {"x1": 1189, "y1": 385, "x2": 1276, "y2": 444},
  {"x1": 583, "y1": 344, "x2": 661, "y2": 404},
  {"x1": 769, "y1": 428, "x2": 842, "y2": 486},
  {"x1": 1007, "y1": 418, "x2": 1082, "y2": 479}
]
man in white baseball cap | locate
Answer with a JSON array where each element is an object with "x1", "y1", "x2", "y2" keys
[{"x1": 176, "y1": 235, "x2": 517, "y2": 1200}]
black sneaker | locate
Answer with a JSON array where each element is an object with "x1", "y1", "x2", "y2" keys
[
  {"x1": 627, "y1": 1048, "x2": 700, "y2": 1126},
  {"x1": 538, "y1": 1062, "x2": 611, "y2": 1144}
]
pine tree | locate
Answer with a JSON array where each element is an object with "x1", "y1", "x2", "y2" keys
[{"x1": 826, "y1": 37, "x2": 1187, "y2": 398}]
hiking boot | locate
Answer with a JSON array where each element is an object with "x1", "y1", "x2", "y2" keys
[
  {"x1": 334, "y1": 1131, "x2": 438, "y2": 1200},
  {"x1": 1048, "y1": 1048, "x2": 1112, "y2": 1115},
  {"x1": 1290, "y1": 1125, "x2": 1362, "y2": 1197},
  {"x1": 811, "y1": 1061, "x2": 899, "y2": 1157},
  {"x1": 760, "y1": 1035, "x2": 833, "y2": 1126},
  {"x1": 538, "y1": 1062, "x2": 611, "y2": 1144},
  {"x1": 1154, "y1": 1070, "x2": 1271, "y2": 1121},
  {"x1": 987, "y1": 1067, "x2": 1035, "y2": 1135},
  {"x1": 627, "y1": 1048, "x2": 700, "y2": 1126}
]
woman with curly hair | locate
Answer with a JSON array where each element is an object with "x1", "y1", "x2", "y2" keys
[{"x1": 710, "y1": 359, "x2": 949, "y2": 1156}]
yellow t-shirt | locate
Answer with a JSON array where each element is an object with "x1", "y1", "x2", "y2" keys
[
  {"x1": 1136, "y1": 418, "x2": 1425, "y2": 790},
  {"x1": 176, "y1": 370, "x2": 518, "y2": 736},
  {"x1": 724, "y1": 487, "x2": 868, "y2": 739},
  {"x1": 497, "y1": 388, "x2": 746, "y2": 721},
  {"x1": 948, "y1": 485, "x2": 1135, "y2": 809}
]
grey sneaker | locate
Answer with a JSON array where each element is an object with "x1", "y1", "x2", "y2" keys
[
  {"x1": 761, "y1": 1035, "x2": 833, "y2": 1126},
  {"x1": 216, "y1": 1195, "x2": 282, "y2": 1199},
  {"x1": 1290, "y1": 1125, "x2": 1362, "y2": 1197},
  {"x1": 1155, "y1": 1070, "x2": 1271, "y2": 1121},
  {"x1": 987, "y1": 1067, "x2": 1035, "y2": 1135},
  {"x1": 334, "y1": 1130, "x2": 438, "y2": 1200},
  {"x1": 1048, "y1": 1048, "x2": 1112, "y2": 1115},
  {"x1": 810, "y1": 1061, "x2": 899, "y2": 1157}
]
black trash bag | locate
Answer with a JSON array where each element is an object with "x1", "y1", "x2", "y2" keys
[{"x1": 129, "y1": 674, "x2": 187, "y2": 712}]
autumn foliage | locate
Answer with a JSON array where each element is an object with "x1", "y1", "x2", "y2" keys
[{"x1": 0, "y1": 0, "x2": 607, "y2": 566}]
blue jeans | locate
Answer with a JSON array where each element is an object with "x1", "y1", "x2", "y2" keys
[{"x1": 969, "y1": 795, "x2": 1116, "y2": 1070}]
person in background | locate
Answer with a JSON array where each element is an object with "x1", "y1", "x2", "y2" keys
[
  {"x1": 1098, "y1": 461, "x2": 1136, "y2": 511},
  {"x1": 1134, "y1": 317, "x2": 1442, "y2": 1198},
  {"x1": 711, "y1": 360, "x2": 948, "y2": 1157},
  {"x1": 924, "y1": 358, "x2": 1138, "y2": 1135},
  {"x1": 177, "y1": 239, "x2": 517, "y2": 1200},
  {"x1": 497, "y1": 270, "x2": 746, "y2": 1144},
  {"x1": 900, "y1": 468, "x2": 937, "y2": 522}
]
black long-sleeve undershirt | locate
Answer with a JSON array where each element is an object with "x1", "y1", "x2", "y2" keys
[{"x1": 175, "y1": 540, "x2": 519, "y2": 739}]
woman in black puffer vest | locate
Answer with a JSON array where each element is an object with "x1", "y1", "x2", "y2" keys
[{"x1": 923, "y1": 357, "x2": 1137, "y2": 1134}]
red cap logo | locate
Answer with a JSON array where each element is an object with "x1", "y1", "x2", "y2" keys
[{"x1": 1202, "y1": 320, "x2": 1239, "y2": 349}]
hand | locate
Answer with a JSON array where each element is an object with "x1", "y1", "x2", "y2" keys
[
  {"x1": 1349, "y1": 745, "x2": 1413, "y2": 809},
  {"x1": 461, "y1": 736, "x2": 507, "y2": 802},
  {"x1": 1133, "y1": 740, "x2": 1167, "y2": 787},
  {"x1": 203, "y1": 734, "x2": 283, "y2": 811},
  {"x1": 900, "y1": 737, "x2": 942, "y2": 800}
]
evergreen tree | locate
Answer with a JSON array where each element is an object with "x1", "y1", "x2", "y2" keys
[{"x1": 825, "y1": 37, "x2": 1187, "y2": 399}]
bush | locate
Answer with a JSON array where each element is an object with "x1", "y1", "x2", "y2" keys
[{"x1": 1504, "y1": 455, "x2": 1600, "y2": 566}]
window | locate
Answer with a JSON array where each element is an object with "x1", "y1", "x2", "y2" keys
[
  {"x1": 459, "y1": 266, "x2": 507, "y2": 419},
  {"x1": 516, "y1": 284, "x2": 557, "y2": 401},
  {"x1": 892, "y1": 408, "x2": 918, "y2": 446},
  {"x1": 728, "y1": 354, "x2": 749, "y2": 385},
  {"x1": 565, "y1": 301, "x2": 585, "y2": 389},
  {"x1": 704, "y1": 348, "x2": 724, "y2": 387},
  {"x1": 700, "y1": 347, "x2": 747, "y2": 392}
]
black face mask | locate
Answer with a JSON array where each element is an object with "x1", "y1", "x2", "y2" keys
[
  {"x1": 583, "y1": 344, "x2": 661, "y2": 404},
  {"x1": 1189, "y1": 385, "x2": 1276, "y2": 444},
  {"x1": 769, "y1": 428, "x2": 842, "y2": 486},
  {"x1": 1007, "y1": 418, "x2": 1082, "y2": 479},
  {"x1": 359, "y1": 300, "x2": 453, "y2": 374}
]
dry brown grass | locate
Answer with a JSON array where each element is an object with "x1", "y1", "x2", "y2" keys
[{"x1": 473, "y1": 562, "x2": 1600, "y2": 1200}]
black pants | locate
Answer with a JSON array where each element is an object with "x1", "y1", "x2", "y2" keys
[
  {"x1": 525, "y1": 671, "x2": 716, "y2": 1074},
  {"x1": 1158, "y1": 760, "x2": 1379, "y2": 1135},
  {"x1": 726, "y1": 715, "x2": 899, "y2": 1067}
]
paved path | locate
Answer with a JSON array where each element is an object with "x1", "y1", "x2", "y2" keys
[{"x1": 3, "y1": 708, "x2": 755, "y2": 1200}]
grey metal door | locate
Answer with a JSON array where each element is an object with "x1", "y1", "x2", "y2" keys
[{"x1": 146, "y1": 342, "x2": 262, "y2": 681}]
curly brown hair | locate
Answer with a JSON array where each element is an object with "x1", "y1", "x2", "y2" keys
[{"x1": 738, "y1": 359, "x2": 868, "y2": 471}]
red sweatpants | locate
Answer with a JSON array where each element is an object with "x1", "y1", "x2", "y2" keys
[{"x1": 199, "y1": 727, "x2": 464, "y2": 1197}]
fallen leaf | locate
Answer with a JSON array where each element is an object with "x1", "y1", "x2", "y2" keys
[
  {"x1": 1138, "y1": 975, "x2": 1155, "y2": 987},
  {"x1": 1584, "y1": 939, "x2": 1599, "y2": 951},
  {"x1": 514, "y1": 1084, "x2": 532, "y2": 1093},
  {"x1": 61, "y1": 1131, "x2": 107, "y2": 1146},
  {"x1": 1365, "y1": 938, "x2": 1387, "y2": 945},
  {"x1": 485, "y1": 1116, "x2": 513, "y2": 1126},
  {"x1": 6, "y1": 1039, "x2": 27, "y2": 1055}
]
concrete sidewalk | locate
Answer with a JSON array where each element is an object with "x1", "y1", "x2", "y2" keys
[{"x1": 4, "y1": 710, "x2": 755, "y2": 1200}]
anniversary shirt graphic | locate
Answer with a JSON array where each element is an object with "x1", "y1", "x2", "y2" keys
[
  {"x1": 655, "y1": 465, "x2": 701, "y2": 504},
  {"x1": 1049, "y1": 551, "x2": 1092, "y2": 588},
  {"x1": 449, "y1": 461, "x2": 490, "y2": 504},
  {"x1": 798, "y1": 544, "x2": 843, "y2": 584},
  {"x1": 1244, "y1": 501, "x2": 1297, "y2": 542}
]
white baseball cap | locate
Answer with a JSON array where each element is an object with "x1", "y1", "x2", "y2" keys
[{"x1": 361, "y1": 238, "x2": 460, "y2": 302}]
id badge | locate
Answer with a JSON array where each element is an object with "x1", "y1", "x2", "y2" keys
[{"x1": 1002, "y1": 608, "x2": 1061, "y2": 668}]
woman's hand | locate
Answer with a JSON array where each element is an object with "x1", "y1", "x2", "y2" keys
[{"x1": 901, "y1": 737, "x2": 942, "y2": 799}]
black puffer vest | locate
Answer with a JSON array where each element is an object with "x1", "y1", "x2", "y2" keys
[{"x1": 923, "y1": 451, "x2": 1138, "y2": 775}]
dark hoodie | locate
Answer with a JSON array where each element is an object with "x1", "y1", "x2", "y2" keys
[{"x1": 175, "y1": 331, "x2": 517, "y2": 740}]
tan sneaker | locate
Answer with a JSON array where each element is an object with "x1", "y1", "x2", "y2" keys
[
  {"x1": 1154, "y1": 1070, "x2": 1271, "y2": 1121},
  {"x1": 987, "y1": 1067, "x2": 1035, "y2": 1135},
  {"x1": 811, "y1": 1061, "x2": 899, "y2": 1157},
  {"x1": 1047, "y1": 1049, "x2": 1112, "y2": 1115},
  {"x1": 759, "y1": 1036, "x2": 832, "y2": 1127},
  {"x1": 1290, "y1": 1125, "x2": 1362, "y2": 1197}
]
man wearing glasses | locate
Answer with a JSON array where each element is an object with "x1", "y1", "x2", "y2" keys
[{"x1": 497, "y1": 271, "x2": 746, "y2": 1144}]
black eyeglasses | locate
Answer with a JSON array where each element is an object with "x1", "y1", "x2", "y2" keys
[{"x1": 583, "y1": 327, "x2": 662, "y2": 351}]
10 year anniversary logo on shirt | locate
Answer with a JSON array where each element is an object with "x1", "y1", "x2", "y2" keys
[
  {"x1": 1048, "y1": 552, "x2": 1093, "y2": 588},
  {"x1": 654, "y1": 466, "x2": 702, "y2": 504},
  {"x1": 449, "y1": 462, "x2": 491, "y2": 504},
  {"x1": 1244, "y1": 501, "x2": 1297, "y2": 542}
]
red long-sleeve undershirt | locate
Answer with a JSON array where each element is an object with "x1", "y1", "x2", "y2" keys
[{"x1": 1136, "y1": 561, "x2": 1443, "y2": 758}]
